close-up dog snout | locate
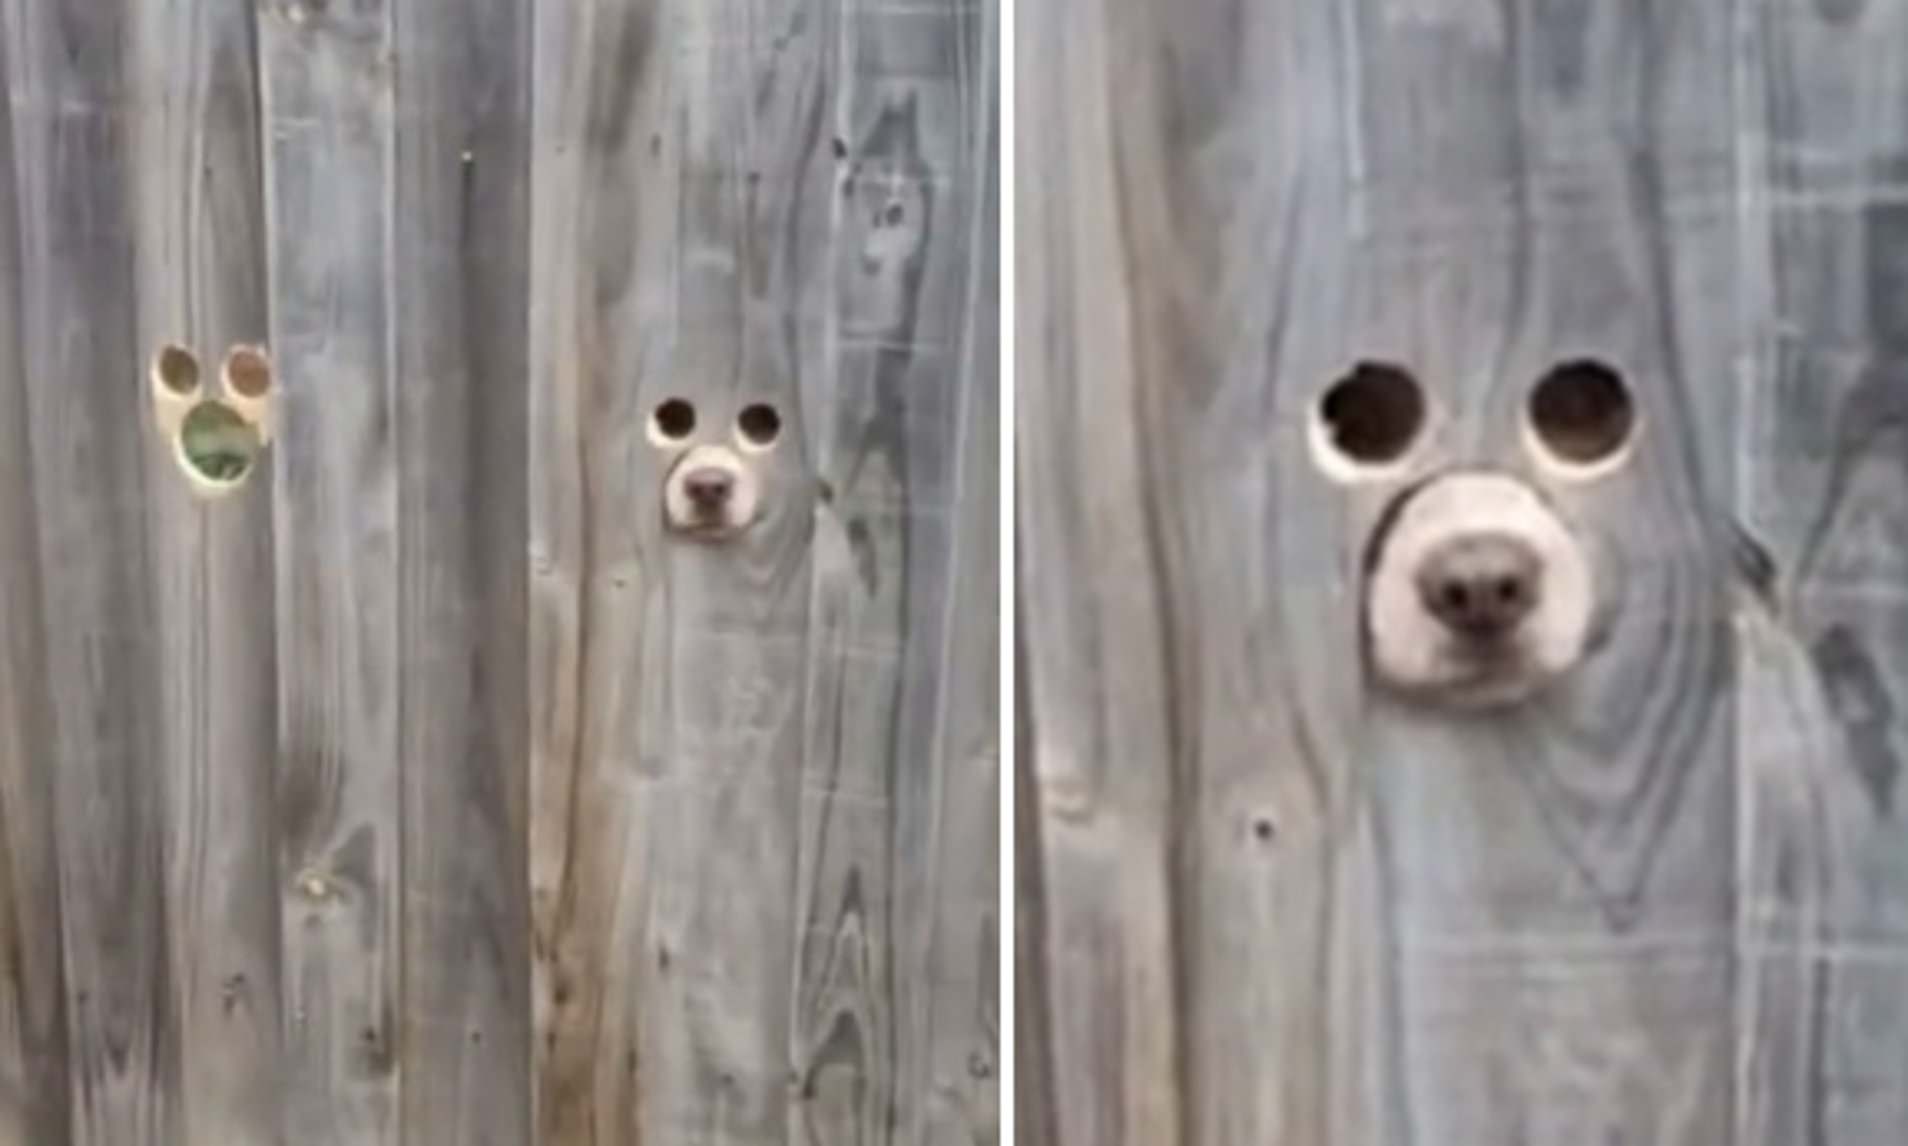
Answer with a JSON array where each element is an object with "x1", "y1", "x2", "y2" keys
[
  {"x1": 1414, "y1": 532, "x2": 1542, "y2": 639},
  {"x1": 683, "y1": 466, "x2": 735, "y2": 509}
]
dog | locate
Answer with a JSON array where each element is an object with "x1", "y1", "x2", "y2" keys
[
  {"x1": 1361, "y1": 468, "x2": 1603, "y2": 708},
  {"x1": 651, "y1": 398, "x2": 780, "y2": 542}
]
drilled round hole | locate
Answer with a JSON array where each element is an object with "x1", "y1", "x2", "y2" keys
[
  {"x1": 1527, "y1": 359, "x2": 1636, "y2": 467},
  {"x1": 1315, "y1": 361, "x2": 1426, "y2": 467},
  {"x1": 153, "y1": 344, "x2": 200, "y2": 395},
  {"x1": 736, "y1": 403, "x2": 782, "y2": 449},
  {"x1": 650, "y1": 398, "x2": 696, "y2": 443},
  {"x1": 224, "y1": 344, "x2": 272, "y2": 399},
  {"x1": 178, "y1": 400, "x2": 262, "y2": 486}
]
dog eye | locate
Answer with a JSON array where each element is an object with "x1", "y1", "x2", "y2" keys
[
  {"x1": 649, "y1": 397, "x2": 696, "y2": 443},
  {"x1": 1313, "y1": 361, "x2": 1426, "y2": 470},
  {"x1": 1526, "y1": 359, "x2": 1636, "y2": 469},
  {"x1": 736, "y1": 402, "x2": 782, "y2": 449}
]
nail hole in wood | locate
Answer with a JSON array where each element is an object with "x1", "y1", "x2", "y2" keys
[
  {"x1": 154, "y1": 343, "x2": 200, "y2": 395},
  {"x1": 1316, "y1": 361, "x2": 1426, "y2": 467},
  {"x1": 176, "y1": 400, "x2": 263, "y2": 490},
  {"x1": 736, "y1": 402, "x2": 782, "y2": 450},
  {"x1": 1527, "y1": 358, "x2": 1636, "y2": 468},
  {"x1": 649, "y1": 397, "x2": 696, "y2": 444},
  {"x1": 223, "y1": 344, "x2": 273, "y2": 399}
]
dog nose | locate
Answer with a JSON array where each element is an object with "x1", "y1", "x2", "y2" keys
[
  {"x1": 683, "y1": 467, "x2": 734, "y2": 507},
  {"x1": 1415, "y1": 532, "x2": 1542, "y2": 638}
]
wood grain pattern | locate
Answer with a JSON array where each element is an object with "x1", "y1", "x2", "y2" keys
[
  {"x1": 129, "y1": 4, "x2": 284, "y2": 1145},
  {"x1": 528, "y1": 0, "x2": 997, "y2": 1143},
  {"x1": 1754, "y1": 2, "x2": 1908, "y2": 1141},
  {"x1": 0, "y1": 10, "x2": 72, "y2": 1139},
  {"x1": 0, "y1": 3, "x2": 990, "y2": 1142},
  {"x1": 1018, "y1": 1, "x2": 1908, "y2": 1144},
  {"x1": 3, "y1": 2, "x2": 184, "y2": 1141},
  {"x1": 257, "y1": 0, "x2": 402, "y2": 1141},
  {"x1": 389, "y1": 0, "x2": 535, "y2": 1141}
]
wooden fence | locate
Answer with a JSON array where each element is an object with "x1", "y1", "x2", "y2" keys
[
  {"x1": 1019, "y1": 0, "x2": 1908, "y2": 1144},
  {"x1": 0, "y1": 0, "x2": 997, "y2": 1143}
]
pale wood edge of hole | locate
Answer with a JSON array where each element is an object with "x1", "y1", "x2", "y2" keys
[
  {"x1": 1305, "y1": 397, "x2": 1435, "y2": 485},
  {"x1": 220, "y1": 342, "x2": 275, "y2": 444},
  {"x1": 1518, "y1": 407, "x2": 1644, "y2": 483},
  {"x1": 149, "y1": 341, "x2": 202, "y2": 438}
]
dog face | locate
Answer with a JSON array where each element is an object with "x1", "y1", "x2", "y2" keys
[
  {"x1": 1314, "y1": 359, "x2": 1638, "y2": 708},
  {"x1": 1363, "y1": 471, "x2": 1597, "y2": 707},
  {"x1": 650, "y1": 396, "x2": 784, "y2": 542},
  {"x1": 663, "y1": 443, "x2": 762, "y2": 540}
]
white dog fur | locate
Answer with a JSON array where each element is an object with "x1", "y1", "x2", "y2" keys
[
  {"x1": 1364, "y1": 470, "x2": 1595, "y2": 706},
  {"x1": 663, "y1": 443, "x2": 762, "y2": 541}
]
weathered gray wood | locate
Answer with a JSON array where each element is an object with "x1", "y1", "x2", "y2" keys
[
  {"x1": 525, "y1": 0, "x2": 662, "y2": 1139},
  {"x1": 1019, "y1": 1, "x2": 1908, "y2": 1145},
  {"x1": 528, "y1": 0, "x2": 997, "y2": 1142},
  {"x1": 256, "y1": 1, "x2": 402, "y2": 1142},
  {"x1": 3, "y1": 3, "x2": 184, "y2": 1141},
  {"x1": 129, "y1": 3, "x2": 285, "y2": 1144},
  {"x1": 1752, "y1": 3, "x2": 1908, "y2": 1141},
  {"x1": 389, "y1": 0, "x2": 535, "y2": 1141},
  {"x1": 0, "y1": 10, "x2": 72, "y2": 1138}
]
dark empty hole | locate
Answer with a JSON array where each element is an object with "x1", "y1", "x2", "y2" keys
[
  {"x1": 1495, "y1": 578, "x2": 1520, "y2": 603},
  {"x1": 178, "y1": 400, "x2": 262, "y2": 484},
  {"x1": 652, "y1": 397, "x2": 696, "y2": 442},
  {"x1": 1318, "y1": 362, "x2": 1426, "y2": 465},
  {"x1": 1528, "y1": 359, "x2": 1636, "y2": 465},
  {"x1": 1442, "y1": 583, "x2": 1469, "y2": 612},
  {"x1": 737, "y1": 402, "x2": 782, "y2": 448},
  {"x1": 883, "y1": 202, "x2": 905, "y2": 226},
  {"x1": 154, "y1": 343, "x2": 200, "y2": 395}
]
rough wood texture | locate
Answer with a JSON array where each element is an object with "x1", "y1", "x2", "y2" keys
[
  {"x1": 1018, "y1": 1, "x2": 1908, "y2": 1145},
  {"x1": 527, "y1": 0, "x2": 997, "y2": 1144},
  {"x1": 258, "y1": 0, "x2": 402, "y2": 1141},
  {"x1": 4, "y1": 2, "x2": 993, "y2": 1144}
]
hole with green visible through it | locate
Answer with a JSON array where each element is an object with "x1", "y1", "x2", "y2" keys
[{"x1": 177, "y1": 400, "x2": 262, "y2": 487}]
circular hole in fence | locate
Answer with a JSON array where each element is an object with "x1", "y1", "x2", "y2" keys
[
  {"x1": 153, "y1": 343, "x2": 201, "y2": 395},
  {"x1": 1526, "y1": 359, "x2": 1637, "y2": 470},
  {"x1": 177, "y1": 400, "x2": 263, "y2": 488},
  {"x1": 649, "y1": 398, "x2": 697, "y2": 445},
  {"x1": 736, "y1": 403, "x2": 782, "y2": 450},
  {"x1": 1313, "y1": 361, "x2": 1426, "y2": 471},
  {"x1": 224, "y1": 344, "x2": 273, "y2": 399}
]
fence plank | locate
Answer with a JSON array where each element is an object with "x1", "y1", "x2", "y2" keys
[
  {"x1": 1, "y1": 2, "x2": 181, "y2": 1141},
  {"x1": 387, "y1": 0, "x2": 535, "y2": 1142},
  {"x1": 256, "y1": 0, "x2": 403, "y2": 1141},
  {"x1": 526, "y1": 0, "x2": 675, "y2": 1140},
  {"x1": 0, "y1": 9, "x2": 73, "y2": 1139},
  {"x1": 128, "y1": 3, "x2": 285, "y2": 1144},
  {"x1": 1755, "y1": 3, "x2": 1908, "y2": 1142}
]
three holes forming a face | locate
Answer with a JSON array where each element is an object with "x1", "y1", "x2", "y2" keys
[
  {"x1": 647, "y1": 397, "x2": 784, "y2": 452},
  {"x1": 1310, "y1": 358, "x2": 1638, "y2": 478},
  {"x1": 151, "y1": 342, "x2": 273, "y2": 496}
]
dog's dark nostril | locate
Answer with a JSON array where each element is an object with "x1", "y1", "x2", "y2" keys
[
  {"x1": 1415, "y1": 533, "x2": 1542, "y2": 639},
  {"x1": 683, "y1": 467, "x2": 734, "y2": 507}
]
